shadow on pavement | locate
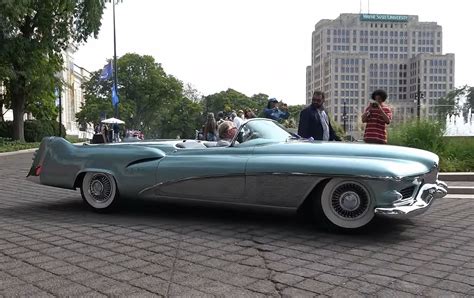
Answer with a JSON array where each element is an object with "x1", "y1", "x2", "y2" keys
[{"x1": 6, "y1": 193, "x2": 415, "y2": 242}]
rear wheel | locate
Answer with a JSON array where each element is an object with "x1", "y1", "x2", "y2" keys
[
  {"x1": 317, "y1": 178, "x2": 375, "y2": 229},
  {"x1": 80, "y1": 172, "x2": 119, "y2": 211}
]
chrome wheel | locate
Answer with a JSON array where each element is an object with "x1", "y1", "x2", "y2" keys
[
  {"x1": 320, "y1": 179, "x2": 374, "y2": 229},
  {"x1": 81, "y1": 172, "x2": 117, "y2": 210}
]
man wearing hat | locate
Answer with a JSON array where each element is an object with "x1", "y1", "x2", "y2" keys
[{"x1": 263, "y1": 98, "x2": 289, "y2": 121}]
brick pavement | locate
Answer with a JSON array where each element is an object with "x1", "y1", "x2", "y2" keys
[{"x1": 0, "y1": 152, "x2": 473, "y2": 296}]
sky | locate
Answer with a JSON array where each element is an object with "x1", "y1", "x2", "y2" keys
[{"x1": 75, "y1": 0, "x2": 473, "y2": 106}]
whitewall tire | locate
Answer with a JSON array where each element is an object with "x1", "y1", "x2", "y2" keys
[
  {"x1": 319, "y1": 178, "x2": 375, "y2": 229},
  {"x1": 81, "y1": 172, "x2": 118, "y2": 211}
]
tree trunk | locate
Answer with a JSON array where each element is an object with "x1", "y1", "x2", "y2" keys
[{"x1": 11, "y1": 80, "x2": 26, "y2": 142}]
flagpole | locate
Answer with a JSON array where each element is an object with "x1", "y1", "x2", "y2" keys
[{"x1": 113, "y1": 0, "x2": 118, "y2": 118}]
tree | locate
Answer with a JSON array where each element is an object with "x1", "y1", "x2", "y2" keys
[
  {"x1": 77, "y1": 53, "x2": 188, "y2": 138},
  {"x1": 436, "y1": 85, "x2": 472, "y2": 123},
  {"x1": 202, "y1": 89, "x2": 270, "y2": 117},
  {"x1": 0, "y1": 1, "x2": 107, "y2": 141},
  {"x1": 158, "y1": 98, "x2": 203, "y2": 139},
  {"x1": 183, "y1": 83, "x2": 202, "y2": 102},
  {"x1": 462, "y1": 86, "x2": 473, "y2": 121}
]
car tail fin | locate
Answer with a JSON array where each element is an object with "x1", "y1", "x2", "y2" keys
[{"x1": 26, "y1": 137, "x2": 53, "y2": 180}]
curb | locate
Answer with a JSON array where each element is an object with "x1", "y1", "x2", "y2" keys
[
  {"x1": 0, "y1": 148, "x2": 38, "y2": 157},
  {"x1": 447, "y1": 186, "x2": 474, "y2": 195},
  {"x1": 0, "y1": 142, "x2": 87, "y2": 157},
  {"x1": 439, "y1": 172, "x2": 474, "y2": 181}
]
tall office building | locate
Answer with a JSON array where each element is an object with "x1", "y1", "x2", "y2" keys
[{"x1": 306, "y1": 13, "x2": 455, "y2": 135}]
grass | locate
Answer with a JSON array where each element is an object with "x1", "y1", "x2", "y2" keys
[
  {"x1": 0, "y1": 138, "x2": 41, "y2": 153},
  {"x1": 0, "y1": 135, "x2": 88, "y2": 153},
  {"x1": 439, "y1": 137, "x2": 474, "y2": 172}
]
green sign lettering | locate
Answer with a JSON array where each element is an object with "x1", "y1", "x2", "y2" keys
[{"x1": 360, "y1": 14, "x2": 409, "y2": 22}]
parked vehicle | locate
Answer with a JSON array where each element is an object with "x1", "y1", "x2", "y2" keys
[{"x1": 27, "y1": 118, "x2": 447, "y2": 230}]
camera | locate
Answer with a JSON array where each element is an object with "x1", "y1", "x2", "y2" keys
[{"x1": 371, "y1": 102, "x2": 378, "y2": 108}]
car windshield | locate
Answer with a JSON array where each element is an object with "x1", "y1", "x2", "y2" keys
[{"x1": 235, "y1": 119, "x2": 296, "y2": 144}]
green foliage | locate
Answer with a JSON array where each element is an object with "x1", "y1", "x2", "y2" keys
[
  {"x1": 0, "y1": 138, "x2": 40, "y2": 153},
  {"x1": 0, "y1": 121, "x2": 13, "y2": 138},
  {"x1": 24, "y1": 120, "x2": 66, "y2": 142},
  {"x1": 202, "y1": 89, "x2": 269, "y2": 116},
  {"x1": 156, "y1": 98, "x2": 203, "y2": 139},
  {"x1": 0, "y1": 0, "x2": 107, "y2": 140},
  {"x1": 287, "y1": 104, "x2": 306, "y2": 125},
  {"x1": 78, "y1": 53, "x2": 196, "y2": 139},
  {"x1": 440, "y1": 137, "x2": 474, "y2": 172},
  {"x1": 388, "y1": 120, "x2": 473, "y2": 172},
  {"x1": 388, "y1": 119, "x2": 446, "y2": 153},
  {"x1": 65, "y1": 135, "x2": 88, "y2": 143},
  {"x1": 0, "y1": 120, "x2": 64, "y2": 142}
]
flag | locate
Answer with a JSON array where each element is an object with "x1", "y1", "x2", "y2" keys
[
  {"x1": 111, "y1": 84, "x2": 119, "y2": 107},
  {"x1": 99, "y1": 61, "x2": 112, "y2": 81}
]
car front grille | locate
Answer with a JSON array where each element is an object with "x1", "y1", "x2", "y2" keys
[{"x1": 400, "y1": 185, "x2": 416, "y2": 199}]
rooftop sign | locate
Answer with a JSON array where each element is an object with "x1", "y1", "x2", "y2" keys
[{"x1": 360, "y1": 14, "x2": 409, "y2": 22}]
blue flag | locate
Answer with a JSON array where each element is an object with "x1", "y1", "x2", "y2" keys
[
  {"x1": 111, "y1": 84, "x2": 119, "y2": 107},
  {"x1": 99, "y1": 61, "x2": 112, "y2": 81}
]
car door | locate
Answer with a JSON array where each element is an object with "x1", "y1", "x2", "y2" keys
[
  {"x1": 245, "y1": 145, "x2": 321, "y2": 209},
  {"x1": 153, "y1": 146, "x2": 254, "y2": 203}
]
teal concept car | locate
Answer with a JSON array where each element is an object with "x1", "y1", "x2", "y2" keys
[{"x1": 27, "y1": 118, "x2": 447, "y2": 230}]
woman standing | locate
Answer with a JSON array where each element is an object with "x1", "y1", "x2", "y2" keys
[{"x1": 203, "y1": 112, "x2": 218, "y2": 141}]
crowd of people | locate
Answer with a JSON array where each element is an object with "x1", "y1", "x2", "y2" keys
[
  {"x1": 94, "y1": 90, "x2": 393, "y2": 145},
  {"x1": 93, "y1": 123, "x2": 144, "y2": 143},
  {"x1": 198, "y1": 89, "x2": 393, "y2": 145}
]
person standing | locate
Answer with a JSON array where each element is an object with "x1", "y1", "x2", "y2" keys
[
  {"x1": 112, "y1": 123, "x2": 120, "y2": 142},
  {"x1": 231, "y1": 111, "x2": 244, "y2": 129},
  {"x1": 244, "y1": 108, "x2": 256, "y2": 119},
  {"x1": 203, "y1": 112, "x2": 218, "y2": 141},
  {"x1": 298, "y1": 91, "x2": 340, "y2": 141},
  {"x1": 263, "y1": 98, "x2": 289, "y2": 122},
  {"x1": 362, "y1": 89, "x2": 392, "y2": 144}
]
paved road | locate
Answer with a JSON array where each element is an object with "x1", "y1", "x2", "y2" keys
[{"x1": 1, "y1": 152, "x2": 473, "y2": 296}]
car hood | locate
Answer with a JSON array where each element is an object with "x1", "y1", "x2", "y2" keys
[{"x1": 252, "y1": 140, "x2": 439, "y2": 179}]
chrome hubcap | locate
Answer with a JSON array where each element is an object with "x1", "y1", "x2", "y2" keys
[
  {"x1": 339, "y1": 191, "x2": 360, "y2": 211},
  {"x1": 88, "y1": 174, "x2": 112, "y2": 202},
  {"x1": 91, "y1": 181, "x2": 104, "y2": 196},
  {"x1": 331, "y1": 182, "x2": 369, "y2": 219}
]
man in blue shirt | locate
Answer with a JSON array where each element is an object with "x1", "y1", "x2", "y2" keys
[{"x1": 263, "y1": 98, "x2": 290, "y2": 121}]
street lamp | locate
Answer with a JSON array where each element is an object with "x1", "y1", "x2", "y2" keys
[
  {"x1": 342, "y1": 100, "x2": 348, "y2": 134},
  {"x1": 54, "y1": 72, "x2": 63, "y2": 137},
  {"x1": 414, "y1": 77, "x2": 425, "y2": 120},
  {"x1": 0, "y1": 82, "x2": 5, "y2": 122},
  {"x1": 112, "y1": 0, "x2": 121, "y2": 118}
]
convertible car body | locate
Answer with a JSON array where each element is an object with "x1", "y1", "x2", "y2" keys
[{"x1": 27, "y1": 118, "x2": 447, "y2": 230}]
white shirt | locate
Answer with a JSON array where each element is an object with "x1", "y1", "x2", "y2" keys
[
  {"x1": 317, "y1": 109, "x2": 330, "y2": 141},
  {"x1": 233, "y1": 116, "x2": 244, "y2": 129}
]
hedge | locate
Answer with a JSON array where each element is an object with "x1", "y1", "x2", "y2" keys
[{"x1": 0, "y1": 120, "x2": 65, "y2": 142}]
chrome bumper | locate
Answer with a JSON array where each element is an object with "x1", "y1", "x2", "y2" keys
[{"x1": 374, "y1": 180, "x2": 448, "y2": 218}]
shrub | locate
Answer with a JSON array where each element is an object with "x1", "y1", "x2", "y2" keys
[
  {"x1": 388, "y1": 119, "x2": 445, "y2": 153},
  {"x1": 388, "y1": 120, "x2": 473, "y2": 172},
  {"x1": 0, "y1": 121, "x2": 13, "y2": 138},
  {"x1": 440, "y1": 137, "x2": 474, "y2": 172},
  {"x1": 0, "y1": 120, "x2": 65, "y2": 142}
]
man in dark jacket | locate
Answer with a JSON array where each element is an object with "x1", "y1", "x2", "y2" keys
[{"x1": 298, "y1": 91, "x2": 340, "y2": 141}]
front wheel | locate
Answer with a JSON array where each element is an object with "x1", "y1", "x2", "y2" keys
[
  {"x1": 317, "y1": 178, "x2": 375, "y2": 230},
  {"x1": 81, "y1": 172, "x2": 119, "y2": 211}
]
